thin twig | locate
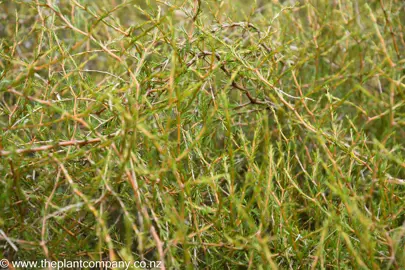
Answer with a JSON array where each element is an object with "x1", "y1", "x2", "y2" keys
[{"x1": 0, "y1": 134, "x2": 116, "y2": 156}]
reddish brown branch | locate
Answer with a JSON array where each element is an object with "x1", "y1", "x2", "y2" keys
[
  {"x1": 187, "y1": 51, "x2": 270, "y2": 106},
  {"x1": 0, "y1": 136, "x2": 115, "y2": 156}
]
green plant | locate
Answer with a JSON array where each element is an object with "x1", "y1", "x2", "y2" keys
[{"x1": 1, "y1": 0, "x2": 404, "y2": 268}]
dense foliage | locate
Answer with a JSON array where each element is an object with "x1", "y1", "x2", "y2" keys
[{"x1": 1, "y1": 0, "x2": 404, "y2": 268}]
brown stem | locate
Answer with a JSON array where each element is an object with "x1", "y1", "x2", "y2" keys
[{"x1": 0, "y1": 135, "x2": 116, "y2": 156}]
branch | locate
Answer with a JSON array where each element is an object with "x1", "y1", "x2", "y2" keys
[
  {"x1": 0, "y1": 135, "x2": 116, "y2": 156},
  {"x1": 187, "y1": 51, "x2": 271, "y2": 106}
]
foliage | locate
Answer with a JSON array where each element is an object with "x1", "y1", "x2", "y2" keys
[{"x1": 1, "y1": 0, "x2": 405, "y2": 268}]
